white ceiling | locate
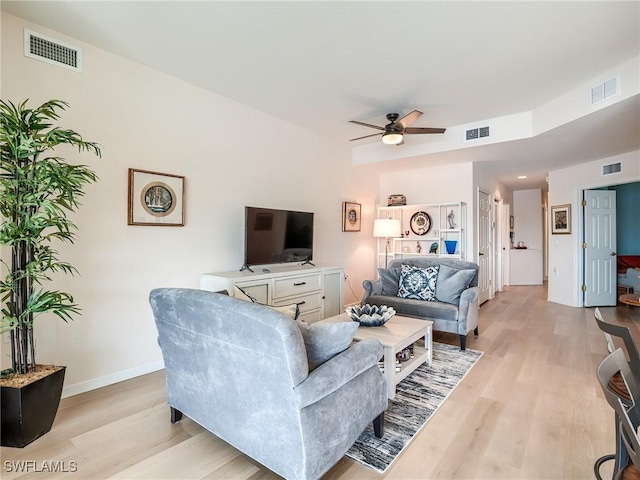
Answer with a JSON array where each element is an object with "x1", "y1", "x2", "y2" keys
[{"x1": 3, "y1": 1, "x2": 639, "y2": 190}]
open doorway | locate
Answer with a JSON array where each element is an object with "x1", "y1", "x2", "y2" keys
[
  {"x1": 477, "y1": 190, "x2": 507, "y2": 303},
  {"x1": 580, "y1": 181, "x2": 640, "y2": 306}
]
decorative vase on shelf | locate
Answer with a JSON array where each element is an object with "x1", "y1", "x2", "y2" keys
[{"x1": 444, "y1": 240, "x2": 457, "y2": 255}]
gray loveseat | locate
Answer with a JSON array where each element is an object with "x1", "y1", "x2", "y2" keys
[
  {"x1": 150, "y1": 288, "x2": 387, "y2": 480},
  {"x1": 362, "y1": 257, "x2": 480, "y2": 350}
]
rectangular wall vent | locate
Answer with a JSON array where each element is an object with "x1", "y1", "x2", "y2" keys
[
  {"x1": 24, "y1": 29, "x2": 82, "y2": 72},
  {"x1": 602, "y1": 162, "x2": 622, "y2": 175},
  {"x1": 465, "y1": 126, "x2": 490, "y2": 142},
  {"x1": 591, "y1": 76, "x2": 619, "y2": 106}
]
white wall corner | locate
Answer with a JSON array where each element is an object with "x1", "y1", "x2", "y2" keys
[{"x1": 533, "y1": 55, "x2": 640, "y2": 136}]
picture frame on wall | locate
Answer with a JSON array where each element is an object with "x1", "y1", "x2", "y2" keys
[
  {"x1": 551, "y1": 204, "x2": 571, "y2": 234},
  {"x1": 342, "y1": 202, "x2": 361, "y2": 232},
  {"x1": 128, "y1": 168, "x2": 185, "y2": 226}
]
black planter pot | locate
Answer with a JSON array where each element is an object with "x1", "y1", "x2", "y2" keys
[{"x1": 1, "y1": 366, "x2": 66, "y2": 448}]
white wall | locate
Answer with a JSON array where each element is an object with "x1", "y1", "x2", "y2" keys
[
  {"x1": 509, "y1": 189, "x2": 543, "y2": 285},
  {"x1": 533, "y1": 56, "x2": 640, "y2": 135},
  {"x1": 377, "y1": 161, "x2": 518, "y2": 264},
  {"x1": 0, "y1": 14, "x2": 383, "y2": 395},
  {"x1": 378, "y1": 162, "x2": 475, "y2": 258},
  {"x1": 512, "y1": 189, "x2": 543, "y2": 249},
  {"x1": 548, "y1": 150, "x2": 640, "y2": 306},
  {"x1": 473, "y1": 165, "x2": 514, "y2": 208}
]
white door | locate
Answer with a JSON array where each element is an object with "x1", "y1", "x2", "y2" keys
[
  {"x1": 493, "y1": 198, "x2": 502, "y2": 294},
  {"x1": 495, "y1": 198, "x2": 506, "y2": 292},
  {"x1": 502, "y1": 202, "x2": 511, "y2": 287},
  {"x1": 478, "y1": 190, "x2": 492, "y2": 304},
  {"x1": 584, "y1": 190, "x2": 617, "y2": 306}
]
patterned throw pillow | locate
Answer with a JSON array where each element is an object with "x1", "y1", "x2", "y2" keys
[{"x1": 397, "y1": 264, "x2": 439, "y2": 301}]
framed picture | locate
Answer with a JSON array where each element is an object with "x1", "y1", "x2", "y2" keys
[
  {"x1": 551, "y1": 204, "x2": 571, "y2": 234},
  {"x1": 128, "y1": 168, "x2": 185, "y2": 226},
  {"x1": 342, "y1": 202, "x2": 361, "y2": 232}
]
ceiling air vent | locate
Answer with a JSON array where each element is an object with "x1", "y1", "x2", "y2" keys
[
  {"x1": 465, "y1": 126, "x2": 490, "y2": 142},
  {"x1": 590, "y1": 76, "x2": 619, "y2": 106},
  {"x1": 24, "y1": 29, "x2": 82, "y2": 72},
  {"x1": 602, "y1": 162, "x2": 622, "y2": 175}
]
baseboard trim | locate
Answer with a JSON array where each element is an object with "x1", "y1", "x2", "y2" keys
[
  {"x1": 546, "y1": 296, "x2": 575, "y2": 307},
  {"x1": 61, "y1": 360, "x2": 165, "y2": 398}
]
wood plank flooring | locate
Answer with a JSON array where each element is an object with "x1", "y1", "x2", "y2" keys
[{"x1": 2, "y1": 284, "x2": 638, "y2": 479}]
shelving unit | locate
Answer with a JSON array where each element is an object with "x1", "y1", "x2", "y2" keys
[{"x1": 376, "y1": 202, "x2": 467, "y2": 268}]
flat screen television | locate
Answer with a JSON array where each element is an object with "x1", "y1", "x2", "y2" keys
[{"x1": 242, "y1": 206, "x2": 314, "y2": 270}]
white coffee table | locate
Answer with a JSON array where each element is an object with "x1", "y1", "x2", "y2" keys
[{"x1": 321, "y1": 313, "x2": 433, "y2": 400}]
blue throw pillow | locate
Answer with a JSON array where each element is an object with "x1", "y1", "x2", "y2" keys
[
  {"x1": 296, "y1": 320, "x2": 358, "y2": 371},
  {"x1": 397, "y1": 264, "x2": 439, "y2": 301},
  {"x1": 435, "y1": 265, "x2": 476, "y2": 305},
  {"x1": 377, "y1": 267, "x2": 402, "y2": 296}
]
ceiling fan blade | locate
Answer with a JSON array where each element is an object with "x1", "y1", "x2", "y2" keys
[
  {"x1": 349, "y1": 120, "x2": 384, "y2": 131},
  {"x1": 396, "y1": 110, "x2": 423, "y2": 129},
  {"x1": 349, "y1": 132, "x2": 383, "y2": 141},
  {"x1": 404, "y1": 127, "x2": 447, "y2": 134}
]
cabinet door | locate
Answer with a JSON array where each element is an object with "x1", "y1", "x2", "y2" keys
[
  {"x1": 235, "y1": 281, "x2": 269, "y2": 304},
  {"x1": 300, "y1": 309, "x2": 322, "y2": 323},
  {"x1": 322, "y1": 271, "x2": 344, "y2": 318}
]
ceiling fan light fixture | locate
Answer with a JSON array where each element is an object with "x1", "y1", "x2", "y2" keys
[{"x1": 382, "y1": 132, "x2": 403, "y2": 145}]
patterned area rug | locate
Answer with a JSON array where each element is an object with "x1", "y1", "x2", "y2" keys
[{"x1": 346, "y1": 342, "x2": 483, "y2": 473}]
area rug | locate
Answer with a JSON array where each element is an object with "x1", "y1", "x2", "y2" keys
[{"x1": 345, "y1": 342, "x2": 483, "y2": 473}]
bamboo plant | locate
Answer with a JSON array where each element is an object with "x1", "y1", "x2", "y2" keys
[{"x1": 0, "y1": 99, "x2": 101, "y2": 376}]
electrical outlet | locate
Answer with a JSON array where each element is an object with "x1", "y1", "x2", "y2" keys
[{"x1": 344, "y1": 272, "x2": 349, "y2": 280}]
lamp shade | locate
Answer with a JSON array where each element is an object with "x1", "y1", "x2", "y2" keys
[
  {"x1": 382, "y1": 132, "x2": 403, "y2": 145},
  {"x1": 373, "y1": 218, "x2": 401, "y2": 238}
]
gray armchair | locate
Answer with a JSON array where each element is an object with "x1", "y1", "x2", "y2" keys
[{"x1": 149, "y1": 288, "x2": 387, "y2": 480}]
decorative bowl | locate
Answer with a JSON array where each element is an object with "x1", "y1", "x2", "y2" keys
[{"x1": 346, "y1": 304, "x2": 395, "y2": 327}]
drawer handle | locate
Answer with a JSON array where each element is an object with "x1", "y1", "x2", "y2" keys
[
  {"x1": 293, "y1": 282, "x2": 307, "y2": 286},
  {"x1": 296, "y1": 301, "x2": 306, "y2": 306}
]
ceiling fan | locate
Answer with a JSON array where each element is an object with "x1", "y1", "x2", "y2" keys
[{"x1": 349, "y1": 110, "x2": 446, "y2": 145}]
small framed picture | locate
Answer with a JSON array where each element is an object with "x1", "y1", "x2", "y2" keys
[
  {"x1": 551, "y1": 204, "x2": 571, "y2": 234},
  {"x1": 342, "y1": 202, "x2": 361, "y2": 232},
  {"x1": 128, "y1": 169, "x2": 185, "y2": 226}
]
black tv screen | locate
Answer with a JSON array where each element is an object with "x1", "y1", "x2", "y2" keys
[{"x1": 244, "y1": 207, "x2": 314, "y2": 266}]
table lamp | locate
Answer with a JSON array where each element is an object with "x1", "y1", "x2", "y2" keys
[{"x1": 373, "y1": 218, "x2": 401, "y2": 268}]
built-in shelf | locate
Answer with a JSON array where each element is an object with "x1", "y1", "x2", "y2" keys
[{"x1": 376, "y1": 202, "x2": 467, "y2": 268}]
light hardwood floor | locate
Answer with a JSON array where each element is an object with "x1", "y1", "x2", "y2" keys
[{"x1": 2, "y1": 285, "x2": 639, "y2": 479}]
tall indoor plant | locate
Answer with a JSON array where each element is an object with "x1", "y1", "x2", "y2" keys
[{"x1": 0, "y1": 99, "x2": 101, "y2": 447}]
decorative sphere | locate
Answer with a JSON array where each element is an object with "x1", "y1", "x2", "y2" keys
[{"x1": 346, "y1": 304, "x2": 396, "y2": 327}]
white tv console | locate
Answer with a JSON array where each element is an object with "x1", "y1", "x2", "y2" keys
[{"x1": 200, "y1": 264, "x2": 344, "y2": 323}]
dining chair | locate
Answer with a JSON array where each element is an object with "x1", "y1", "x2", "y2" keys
[
  {"x1": 593, "y1": 308, "x2": 640, "y2": 479},
  {"x1": 597, "y1": 348, "x2": 640, "y2": 480}
]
